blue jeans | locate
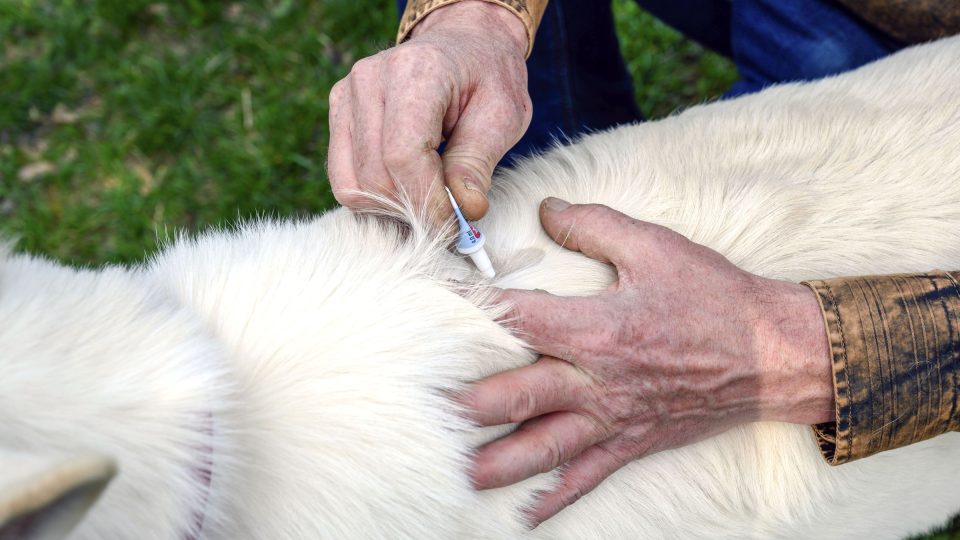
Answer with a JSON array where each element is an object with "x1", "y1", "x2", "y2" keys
[{"x1": 395, "y1": 0, "x2": 904, "y2": 162}]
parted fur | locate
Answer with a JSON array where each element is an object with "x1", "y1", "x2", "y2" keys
[{"x1": 3, "y1": 36, "x2": 960, "y2": 540}]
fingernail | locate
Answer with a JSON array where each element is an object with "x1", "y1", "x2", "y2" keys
[
  {"x1": 542, "y1": 197, "x2": 570, "y2": 213},
  {"x1": 461, "y1": 176, "x2": 483, "y2": 193}
]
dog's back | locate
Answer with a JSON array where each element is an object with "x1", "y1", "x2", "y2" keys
[{"x1": 3, "y1": 36, "x2": 960, "y2": 539}]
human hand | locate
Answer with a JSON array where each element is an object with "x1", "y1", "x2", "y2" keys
[
  {"x1": 465, "y1": 198, "x2": 835, "y2": 525},
  {"x1": 326, "y1": 1, "x2": 532, "y2": 224}
]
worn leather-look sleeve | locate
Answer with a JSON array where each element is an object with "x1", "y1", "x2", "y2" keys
[
  {"x1": 397, "y1": 0, "x2": 548, "y2": 58},
  {"x1": 802, "y1": 272, "x2": 960, "y2": 465},
  {"x1": 833, "y1": 1, "x2": 960, "y2": 44}
]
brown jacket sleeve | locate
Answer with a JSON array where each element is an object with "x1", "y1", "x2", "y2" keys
[
  {"x1": 803, "y1": 272, "x2": 960, "y2": 465},
  {"x1": 397, "y1": 0, "x2": 548, "y2": 58},
  {"x1": 833, "y1": 1, "x2": 960, "y2": 44}
]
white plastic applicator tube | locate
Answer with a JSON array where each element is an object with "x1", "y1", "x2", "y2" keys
[{"x1": 444, "y1": 187, "x2": 496, "y2": 278}]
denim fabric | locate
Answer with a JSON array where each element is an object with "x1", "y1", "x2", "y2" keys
[
  {"x1": 724, "y1": 1, "x2": 903, "y2": 97},
  {"x1": 508, "y1": 0, "x2": 642, "y2": 161},
  {"x1": 394, "y1": 0, "x2": 904, "y2": 162},
  {"x1": 805, "y1": 273, "x2": 960, "y2": 464}
]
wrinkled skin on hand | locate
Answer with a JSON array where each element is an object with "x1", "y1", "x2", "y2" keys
[
  {"x1": 326, "y1": 1, "x2": 532, "y2": 224},
  {"x1": 465, "y1": 198, "x2": 834, "y2": 526}
]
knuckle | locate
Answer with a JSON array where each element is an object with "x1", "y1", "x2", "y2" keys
[
  {"x1": 579, "y1": 203, "x2": 610, "y2": 217},
  {"x1": 382, "y1": 147, "x2": 413, "y2": 174},
  {"x1": 648, "y1": 223, "x2": 675, "y2": 242},
  {"x1": 348, "y1": 63, "x2": 381, "y2": 95},
  {"x1": 560, "y1": 486, "x2": 585, "y2": 507},
  {"x1": 328, "y1": 80, "x2": 349, "y2": 114},
  {"x1": 509, "y1": 382, "x2": 539, "y2": 422},
  {"x1": 645, "y1": 225, "x2": 688, "y2": 256},
  {"x1": 388, "y1": 42, "x2": 445, "y2": 72},
  {"x1": 535, "y1": 435, "x2": 566, "y2": 472},
  {"x1": 580, "y1": 405, "x2": 615, "y2": 438},
  {"x1": 587, "y1": 326, "x2": 620, "y2": 356},
  {"x1": 382, "y1": 51, "x2": 406, "y2": 73},
  {"x1": 388, "y1": 43, "x2": 416, "y2": 61},
  {"x1": 409, "y1": 42, "x2": 446, "y2": 63},
  {"x1": 606, "y1": 397, "x2": 637, "y2": 426},
  {"x1": 349, "y1": 57, "x2": 377, "y2": 79},
  {"x1": 329, "y1": 80, "x2": 346, "y2": 102}
]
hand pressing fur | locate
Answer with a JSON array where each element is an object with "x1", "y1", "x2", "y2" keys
[{"x1": 464, "y1": 198, "x2": 834, "y2": 526}]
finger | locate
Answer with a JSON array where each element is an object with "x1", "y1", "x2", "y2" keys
[
  {"x1": 494, "y1": 289, "x2": 606, "y2": 360},
  {"x1": 463, "y1": 356, "x2": 587, "y2": 426},
  {"x1": 538, "y1": 199, "x2": 650, "y2": 267},
  {"x1": 381, "y1": 76, "x2": 452, "y2": 227},
  {"x1": 524, "y1": 442, "x2": 625, "y2": 527},
  {"x1": 442, "y1": 95, "x2": 529, "y2": 220},
  {"x1": 471, "y1": 412, "x2": 608, "y2": 490},
  {"x1": 326, "y1": 81, "x2": 363, "y2": 207},
  {"x1": 348, "y1": 59, "x2": 397, "y2": 199}
]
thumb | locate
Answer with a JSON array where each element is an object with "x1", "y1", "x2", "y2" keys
[
  {"x1": 442, "y1": 103, "x2": 525, "y2": 221},
  {"x1": 538, "y1": 198, "x2": 639, "y2": 266}
]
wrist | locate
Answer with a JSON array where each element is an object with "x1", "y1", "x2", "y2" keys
[
  {"x1": 752, "y1": 277, "x2": 835, "y2": 425},
  {"x1": 411, "y1": 1, "x2": 528, "y2": 55}
]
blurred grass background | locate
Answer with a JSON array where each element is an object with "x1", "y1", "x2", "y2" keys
[
  {"x1": 1, "y1": 0, "x2": 736, "y2": 265},
  {"x1": 0, "y1": 2, "x2": 958, "y2": 537}
]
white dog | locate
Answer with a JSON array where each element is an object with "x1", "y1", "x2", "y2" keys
[{"x1": 2, "y1": 36, "x2": 960, "y2": 540}]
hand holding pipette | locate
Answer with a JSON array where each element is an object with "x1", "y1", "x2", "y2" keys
[{"x1": 445, "y1": 187, "x2": 496, "y2": 278}]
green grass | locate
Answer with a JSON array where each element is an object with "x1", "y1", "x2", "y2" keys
[
  {"x1": 613, "y1": 0, "x2": 737, "y2": 118},
  {"x1": 1, "y1": 0, "x2": 736, "y2": 265},
  {"x1": 1, "y1": 0, "x2": 394, "y2": 264}
]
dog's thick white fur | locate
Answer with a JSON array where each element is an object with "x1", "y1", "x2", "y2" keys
[{"x1": 3, "y1": 36, "x2": 960, "y2": 540}]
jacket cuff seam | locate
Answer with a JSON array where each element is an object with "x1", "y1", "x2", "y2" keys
[
  {"x1": 396, "y1": 0, "x2": 537, "y2": 58},
  {"x1": 802, "y1": 280, "x2": 853, "y2": 465}
]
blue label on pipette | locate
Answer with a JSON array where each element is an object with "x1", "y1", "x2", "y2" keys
[{"x1": 447, "y1": 188, "x2": 482, "y2": 251}]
